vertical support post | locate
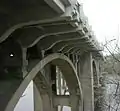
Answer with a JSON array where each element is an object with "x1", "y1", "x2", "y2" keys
[
  {"x1": 51, "y1": 65, "x2": 57, "y2": 94},
  {"x1": 51, "y1": 64, "x2": 58, "y2": 111},
  {"x1": 80, "y1": 52, "x2": 94, "y2": 111},
  {"x1": 70, "y1": 94, "x2": 79, "y2": 111},
  {"x1": 33, "y1": 83, "x2": 43, "y2": 111},
  {"x1": 95, "y1": 60, "x2": 100, "y2": 86},
  {"x1": 22, "y1": 48, "x2": 28, "y2": 77},
  {"x1": 58, "y1": 68, "x2": 62, "y2": 95}
]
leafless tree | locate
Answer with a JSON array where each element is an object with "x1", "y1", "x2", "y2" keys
[{"x1": 95, "y1": 74, "x2": 120, "y2": 111}]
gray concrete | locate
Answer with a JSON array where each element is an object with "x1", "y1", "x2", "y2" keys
[
  {"x1": 0, "y1": 0, "x2": 102, "y2": 111},
  {"x1": 80, "y1": 53, "x2": 94, "y2": 111},
  {"x1": 4, "y1": 53, "x2": 83, "y2": 111}
]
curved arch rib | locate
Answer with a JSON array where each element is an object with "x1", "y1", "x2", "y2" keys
[{"x1": 5, "y1": 53, "x2": 83, "y2": 111}]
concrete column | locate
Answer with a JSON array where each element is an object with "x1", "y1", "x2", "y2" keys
[
  {"x1": 57, "y1": 68, "x2": 62, "y2": 95},
  {"x1": 95, "y1": 60, "x2": 100, "y2": 86},
  {"x1": 33, "y1": 79, "x2": 52, "y2": 111},
  {"x1": 0, "y1": 79, "x2": 22, "y2": 111},
  {"x1": 70, "y1": 95, "x2": 79, "y2": 111},
  {"x1": 33, "y1": 64, "x2": 52, "y2": 111},
  {"x1": 33, "y1": 83, "x2": 43, "y2": 111},
  {"x1": 53, "y1": 106, "x2": 58, "y2": 111},
  {"x1": 80, "y1": 52, "x2": 94, "y2": 111},
  {"x1": 22, "y1": 48, "x2": 28, "y2": 77},
  {"x1": 0, "y1": 46, "x2": 26, "y2": 111}
]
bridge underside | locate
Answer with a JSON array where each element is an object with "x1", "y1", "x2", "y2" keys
[{"x1": 0, "y1": 0, "x2": 102, "y2": 111}]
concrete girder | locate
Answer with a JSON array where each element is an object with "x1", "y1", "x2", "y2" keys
[
  {"x1": 50, "y1": 37, "x2": 91, "y2": 52},
  {"x1": 0, "y1": 2, "x2": 57, "y2": 43},
  {"x1": 0, "y1": 1, "x2": 102, "y2": 111},
  {"x1": 34, "y1": 27, "x2": 85, "y2": 49},
  {"x1": 60, "y1": 41, "x2": 93, "y2": 52},
  {"x1": 59, "y1": 41, "x2": 97, "y2": 54},
  {"x1": 68, "y1": 47, "x2": 99, "y2": 55},
  {"x1": 0, "y1": 0, "x2": 101, "y2": 56},
  {"x1": 37, "y1": 31, "x2": 87, "y2": 51},
  {"x1": 44, "y1": 0, "x2": 78, "y2": 14},
  {"x1": 61, "y1": 0, "x2": 77, "y2": 6},
  {"x1": 37, "y1": 23, "x2": 75, "y2": 32},
  {"x1": 5, "y1": 53, "x2": 83, "y2": 111},
  {"x1": 61, "y1": 46, "x2": 94, "y2": 54},
  {"x1": 37, "y1": 33, "x2": 80, "y2": 50},
  {"x1": 44, "y1": 0, "x2": 65, "y2": 13},
  {"x1": 0, "y1": 0, "x2": 79, "y2": 43},
  {"x1": 58, "y1": 39, "x2": 100, "y2": 54},
  {"x1": 18, "y1": 25, "x2": 84, "y2": 48},
  {"x1": 0, "y1": 0, "x2": 101, "y2": 57}
]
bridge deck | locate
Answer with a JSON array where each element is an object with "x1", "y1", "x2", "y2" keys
[
  {"x1": 0, "y1": 1, "x2": 102, "y2": 111},
  {"x1": 0, "y1": 0, "x2": 102, "y2": 57}
]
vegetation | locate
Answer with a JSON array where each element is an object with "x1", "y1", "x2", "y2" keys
[{"x1": 95, "y1": 38, "x2": 120, "y2": 111}]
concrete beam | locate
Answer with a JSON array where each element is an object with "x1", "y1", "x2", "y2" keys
[
  {"x1": 53, "y1": 95, "x2": 70, "y2": 106},
  {"x1": 51, "y1": 37, "x2": 90, "y2": 52},
  {"x1": 0, "y1": 1, "x2": 75, "y2": 44},
  {"x1": 73, "y1": 47, "x2": 99, "y2": 55},
  {"x1": 18, "y1": 24, "x2": 78, "y2": 47},
  {"x1": 61, "y1": 46, "x2": 94, "y2": 54},
  {"x1": 61, "y1": 0, "x2": 77, "y2": 6},
  {"x1": 44, "y1": 0, "x2": 65, "y2": 13},
  {"x1": 70, "y1": 94, "x2": 80, "y2": 111},
  {"x1": 38, "y1": 32, "x2": 87, "y2": 51},
  {"x1": 61, "y1": 41, "x2": 92, "y2": 51},
  {"x1": 28, "y1": 25, "x2": 84, "y2": 48}
]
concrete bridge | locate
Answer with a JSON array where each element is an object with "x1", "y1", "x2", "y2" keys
[{"x1": 0, "y1": 0, "x2": 102, "y2": 111}]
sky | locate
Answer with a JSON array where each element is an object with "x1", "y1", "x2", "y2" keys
[
  {"x1": 14, "y1": 81, "x2": 34, "y2": 111},
  {"x1": 81, "y1": 0, "x2": 120, "y2": 44},
  {"x1": 78, "y1": 0, "x2": 120, "y2": 55},
  {"x1": 14, "y1": 0, "x2": 120, "y2": 110}
]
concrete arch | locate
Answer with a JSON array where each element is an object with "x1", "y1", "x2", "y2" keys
[
  {"x1": 33, "y1": 70, "x2": 52, "y2": 111},
  {"x1": 92, "y1": 60, "x2": 100, "y2": 111},
  {"x1": 5, "y1": 53, "x2": 83, "y2": 111},
  {"x1": 0, "y1": 18, "x2": 65, "y2": 43},
  {"x1": 92, "y1": 60, "x2": 99, "y2": 86}
]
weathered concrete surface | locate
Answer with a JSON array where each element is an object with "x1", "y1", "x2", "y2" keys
[
  {"x1": 80, "y1": 53, "x2": 94, "y2": 111},
  {"x1": 33, "y1": 83, "x2": 43, "y2": 111},
  {"x1": 0, "y1": 0, "x2": 101, "y2": 55},
  {"x1": 4, "y1": 53, "x2": 83, "y2": 111},
  {"x1": 0, "y1": 0, "x2": 102, "y2": 111}
]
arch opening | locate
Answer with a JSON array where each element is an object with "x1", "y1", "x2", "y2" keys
[
  {"x1": 93, "y1": 61, "x2": 98, "y2": 87},
  {"x1": 92, "y1": 61, "x2": 99, "y2": 110},
  {"x1": 5, "y1": 53, "x2": 83, "y2": 111},
  {"x1": 14, "y1": 81, "x2": 34, "y2": 111}
]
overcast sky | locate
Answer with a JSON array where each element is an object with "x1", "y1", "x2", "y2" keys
[
  {"x1": 79, "y1": 0, "x2": 120, "y2": 55},
  {"x1": 81, "y1": 0, "x2": 120, "y2": 43}
]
